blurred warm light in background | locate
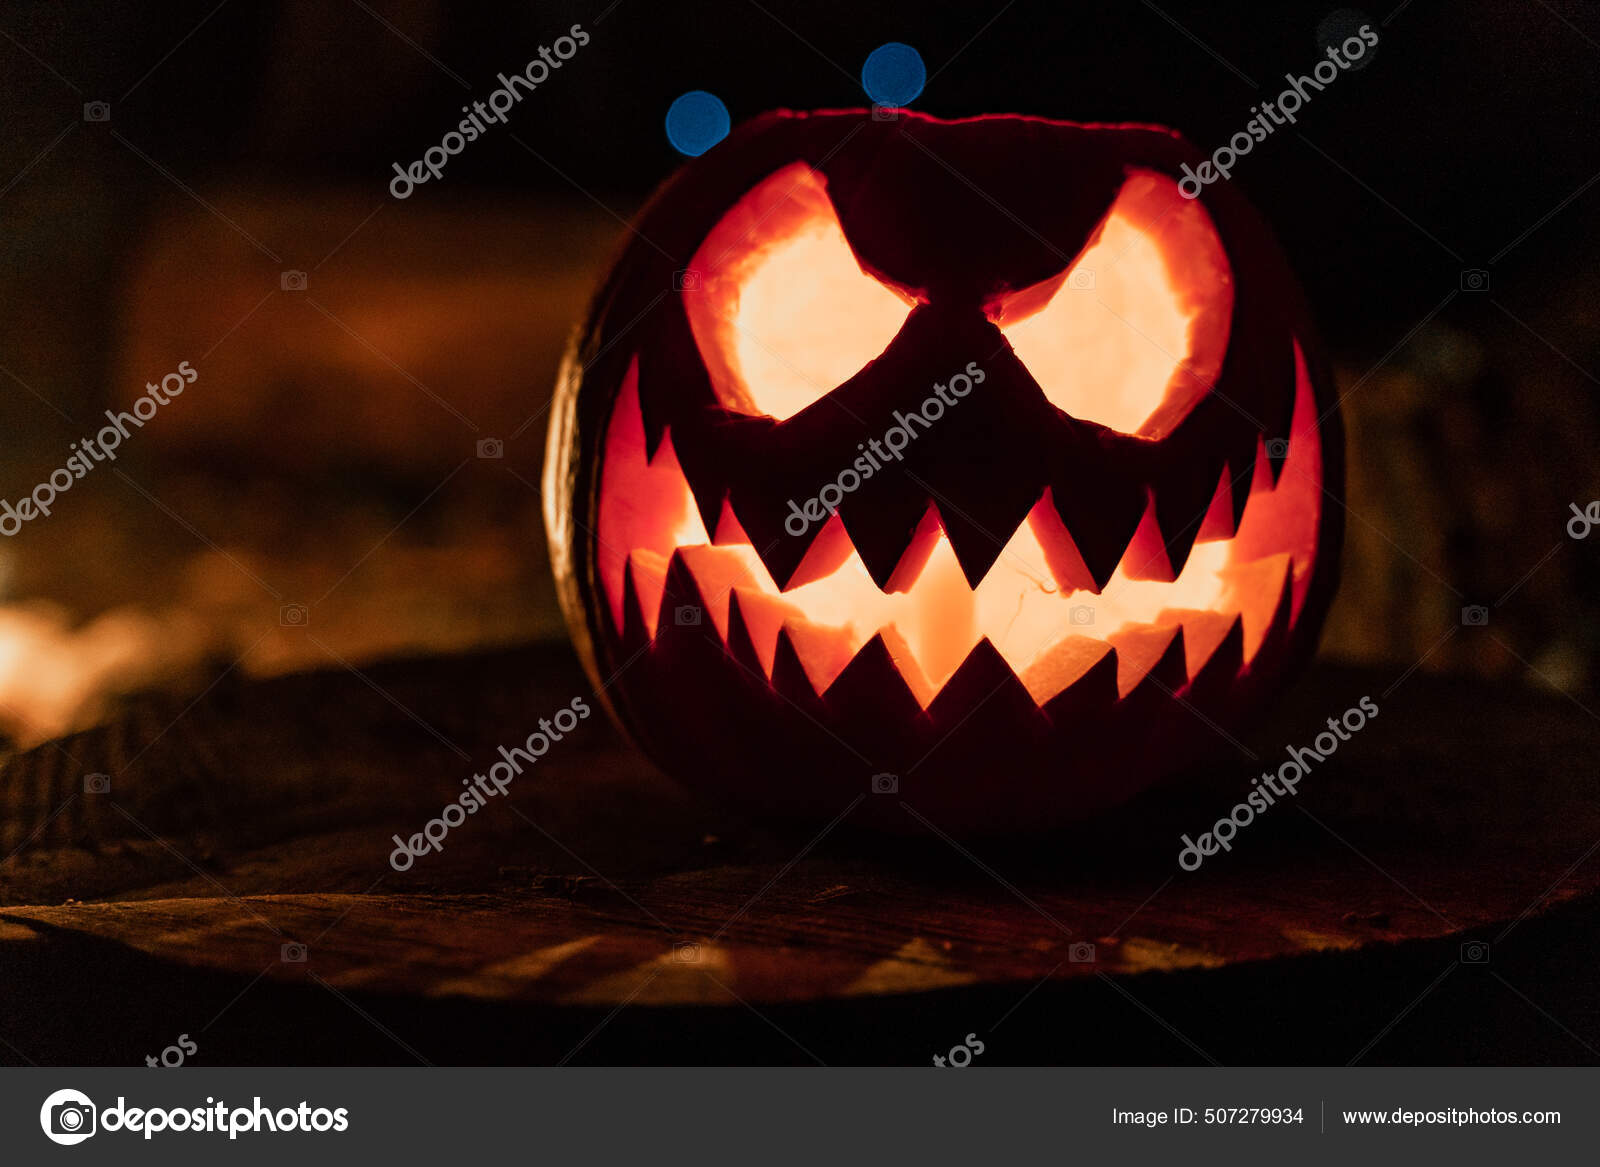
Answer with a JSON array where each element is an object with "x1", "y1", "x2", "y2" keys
[
  {"x1": 0, "y1": 177, "x2": 1596, "y2": 755},
  {"x1": 0, "y1": 498, "x2": 562, "y2": 749}
]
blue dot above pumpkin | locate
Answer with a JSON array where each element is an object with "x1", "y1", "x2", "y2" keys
[
  {"x1": 861, "y1": 42, "x2": 926, "y2": 107},
  {"x1": 665, "y1": 91, "x2": 731, "y2": 156}
]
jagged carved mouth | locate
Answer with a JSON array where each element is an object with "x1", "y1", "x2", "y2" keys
[
  {"x1": 591, "y1": 157, "x2": 1324, "y2": 715},
  {"x1": 595, "y1": 345, "x2": 1321, "y2": 710}
]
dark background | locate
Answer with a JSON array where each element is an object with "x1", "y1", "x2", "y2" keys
[
  {"x1": 2, "y1": 0, "x2": 1600, "y2": 1070},
  {"x1": 1, "y1": 0, "x2": 1597, "y2": 750}
]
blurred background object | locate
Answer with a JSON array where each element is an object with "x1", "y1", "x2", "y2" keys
[{"x1": 2, "y1": 0, "x2": 1598, "y2": 747}]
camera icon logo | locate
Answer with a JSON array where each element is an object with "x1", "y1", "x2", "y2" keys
[
  {"x1": 1459, "y1": 268, "x2": 1490, "y2": 292},
  {"x1": 83, "y1": 773, "x2": 111, "y2": 794},
  {"x1": 1068, "y1": 941, "x2": 1096, "y2": 963},
  {"x1": 280, "y1": 270, "x2": 308, "y2": 292},
  {"x1": 870, "y1": 772, "x2": 899, "y2": 795},
  {"x1": 1461, "y1": 605, "x2": 1489, "y2": 627},
  {"x1": 870, "y1": 103, "x2": 900, "y2": 122},
  {"x1": 40, "y1": 1088, "x2": 97, "y2": 1145},
  {"x1": 1067, "y1": 268, "x2": 1096, "y2": 291},
  {"x1": 83, "y1": 101, "x2": 110, "y2": 122},
  {"x1": 281, "y1": 942, "x2": 308, "y2": 963},
  {"x1": 673, "y1": 269, "x2": 702, "y2": 292},
  {"x1": 279, "y1": 602, "x2": 309, "y2": 627},
  {"x1": 476, "y1": 437, "x2": 504, "y2": 459},
  {"x1": 674, "y1": 604, "x2": 702, "y2": 627},
  {"x1": 1460, "y1": 940, "x2": 1490, "y2": 964},
  {"x1": 1265, "y1": 438, "x2": 1291, "y2": 460},
  {"x1": 673, "y1": 940, "x2": 701, "y2": 963},
  {"x1": 1068, "y1": 604, "x2": 1095, "y2": 627}
]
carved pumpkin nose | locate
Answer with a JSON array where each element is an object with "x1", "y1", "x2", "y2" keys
[{"x1": 787, "y1": 300, "x2": 1058, "y2": 591}]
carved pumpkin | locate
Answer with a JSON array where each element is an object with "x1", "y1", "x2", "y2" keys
[{"x1": 544, "y1": 110, "x2": 1343, "y2": 833}]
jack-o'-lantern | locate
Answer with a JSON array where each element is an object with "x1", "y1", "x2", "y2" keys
[{"x1": 544, "y1": 110, "x2": 1343, "y2": 833}]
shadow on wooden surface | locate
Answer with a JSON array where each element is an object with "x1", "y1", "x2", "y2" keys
[{"x1": 2, "y1": 641, "x2": 1598, "y2": 1064}]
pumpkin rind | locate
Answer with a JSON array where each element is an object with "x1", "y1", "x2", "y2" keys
[{"x1": 544, "y1": 110, "x2": 1344, "y2": 833}]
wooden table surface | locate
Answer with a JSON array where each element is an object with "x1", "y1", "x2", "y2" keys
[{"x1": 2, "y1": 643, "x2": 1598, "y2": 1065}]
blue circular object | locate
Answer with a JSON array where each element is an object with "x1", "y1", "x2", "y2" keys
[
  {"x1": 665, "y1": 91, "x2": 731, "y2": 157},
  {"x1": 861, "y1": 42, "x2": 926, "y2": 107}
]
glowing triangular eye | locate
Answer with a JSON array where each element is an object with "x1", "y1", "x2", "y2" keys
[
  {"x1": 685, "y1": 162, "x2": 916, "y2": 421},
  {"x1": 994, "y1": 170, "x2": 1233, "y2": 437}
]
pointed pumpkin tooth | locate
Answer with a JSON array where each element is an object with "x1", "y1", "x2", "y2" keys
[
  {"x1": 786, "y1": 512, "x2": 856, "y2": 589},
  {"x1": 919, "y1": 642, "x2": 1049, "y2": 804},
  {"x1": 1027, "y1": 492, "x2": 1100, "y2": 595},
  {"x1": 634, "y1": 342, "x2": 673, "y2": 463},
  {"x1": 882, "y1": 505, "x2": 944, "y2": 593},
  {"x1": 937, "y1": 502, "x2": 1014, "y2": 589},
  {"x1": 1117, "y1": 627, "x2": 1189, "y2": 730},
  {"x1": 678, "y1": 414, "x2": 771, "y2": 545},
  {"x1": 1119, "y1": 493, "x2": 1175, "y2": 582},
  {"x1": 1019, "y1": 633, "x2": 1114, "y2": 706},
  {"x1": 927, "y1": 639, "x2": 1041, "y2": 730},
  {"x1": 1052, "y1": 471, "x2": 1145, "y2": 591},
  {"x1": 1163, "y1": 609, "x2": 1238, "y2": 680},
  {"x1": 821, "y1": 633, "x2": 926, "y2": 729},
  {"x1": 1040, "y1": 642, "x2": 1119, "y2": 725},
  {"x1": 712, "y1": 496, "x2": 753, "y2": 545},
  {"x1": 770, "y1": 626, "x2": 823, "y2": 708},
  {"x1": 784, "y1": 616, "x2": 862, "y2": 696},
  {"x1": 1235, "y1": 435, "x2": 1277, "y2": 532},
  {"x1": 1246, "y1": 556, "x2": 1297, "y2": 671},
  {"x1": 1226, "y1": 438, "x2": 1259, "y2": 534},
  {"x1": 729, "y1": 490, "x2": 829, "y2": 591},
  {"x1": 656, "y1": 416, "x2": 732, "y2": 540},
  {"x1": 672, "y1": 545, "x2": 759, "y2": 637},
  {"x1": 1194, "y1": 464, "x2": 1239, "y2": 543},
  {"x1": 835, "y1": 486, "x2": 935, "y2": 592},
  {"x1": 689, "y1": 481, "x2": 727, "y2": 545},
  {"x1": 1185, "y1": 614, "x2": 1244, "y2": 706},
  {"x1": 658, "y1": 549, "x2": 712, "y2": 636},
  {"x1": 1108, "y1": 623, "x2": 1186, "y2": 698},
  {"x1": 916, "y1": 433, "x2": 1047, "y2": 588},
  {"x1": 1232, "y1": 552, "x2": 1294, "y2": 663},
  {"x1": 876, "y1": 623, "x2": 936, "y2": 707},
  {"x1": 726, "y1": 587, "x2": 795, "y2": 677},
  {"x1": 626, "y1": 550, "x2": 670, "y2": 641},
  {"x1": 637, "y1": 296, "x2": 719, "y2": 461},
  {"x1": 1264, "y1": 440, "x2": 1290, "y2": 487},
  {"x1": 651, "y1": 551, "x2": 728, "y2": 679},
  {"x1": 618, "y1": 556, "x2": 652, "y2": 656},
  {"x1": 724, "y1": 590, "x2": 767, "y2": 677},
  {"x1": 1153, "y1": 457, "x2": 1226, "y2": 576}
]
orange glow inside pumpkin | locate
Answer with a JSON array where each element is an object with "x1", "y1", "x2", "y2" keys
[
  {"x1": 993, "y1": 170, "x2": 1235, "y2": 438},
  {"x1": 685, "y1": 163, "x2": 916, "y2": 421},
  {"x1": 597, "y1": 165, "x2": 1323, "y2": 708},
  {"x1": 596, "y1": 351, "x2": 1321, "y2": 707}
]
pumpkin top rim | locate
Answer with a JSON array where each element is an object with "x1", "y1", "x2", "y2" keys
[{"x1": 719, "y1": 106, "x2": 1193, "y2": 142}]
